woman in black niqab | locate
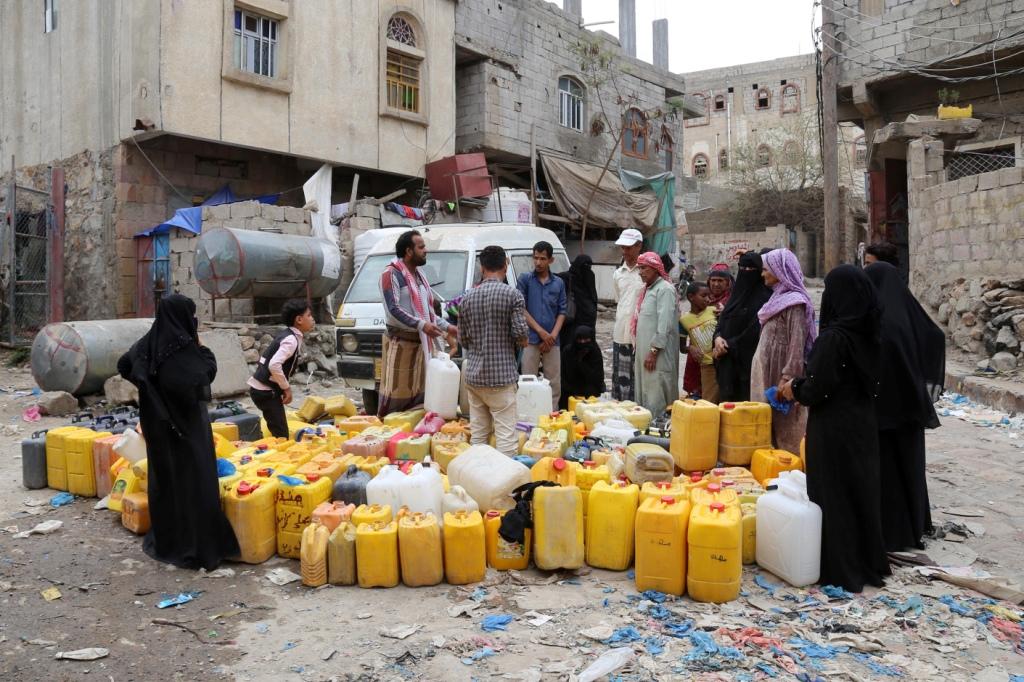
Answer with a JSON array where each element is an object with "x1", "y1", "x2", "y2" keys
[
  {"x1": 713, "y1": 251, "x2": 774, "y2": 402},
  {"x1": 559, "y1": 325, "x2": 606, "y2": 410},
  {"x1": 866, "y1": 262, "x2": 945, "y2": 551},
  {"x1": 558, "y1": 254, "x2": 599, "y2": 347},
  {"x1": 117, "y1": 294, "x2": 239, "y2": 570},
  {"x1": 785, "y1": 265, "x2": 890, "y2": 592}
]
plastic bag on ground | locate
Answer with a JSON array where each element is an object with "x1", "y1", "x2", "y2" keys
[{"x1": 578, "y1": 647, "x2": 634, "y2": 682}]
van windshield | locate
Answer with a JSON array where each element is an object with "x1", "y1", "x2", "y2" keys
[{"x1": 346, "y1": 252, "x2": 470, "y2": 303}]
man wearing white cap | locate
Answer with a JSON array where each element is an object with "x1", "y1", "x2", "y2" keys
[{"x1": 611, "y1": 228, "x2": 645, "y2": 401}]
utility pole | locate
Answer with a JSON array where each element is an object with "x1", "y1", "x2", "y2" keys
[{"x1": 821, "y1": 0, "x2": 841, "y2": 271}]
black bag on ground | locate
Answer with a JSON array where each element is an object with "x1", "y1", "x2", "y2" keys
[{"x1": 499, "y1": 481, "x2": 558, "y2": 545}]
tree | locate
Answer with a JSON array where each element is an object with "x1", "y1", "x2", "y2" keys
[{"x1": 724, "y1": 113, "x2": 824, "y2": 231}]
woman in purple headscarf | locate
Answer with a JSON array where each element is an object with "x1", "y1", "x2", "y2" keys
[{"x1": 750, "y1": 249, "x2": 817, "y2": 453}]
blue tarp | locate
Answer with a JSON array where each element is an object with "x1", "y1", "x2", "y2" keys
[{"x1": 135, "y1": 185, "x2": 280, "y2": 237}]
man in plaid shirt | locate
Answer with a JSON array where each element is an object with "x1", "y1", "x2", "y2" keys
[{"x1": 458, "y1": 245, "x2": 529, "y2": 456}]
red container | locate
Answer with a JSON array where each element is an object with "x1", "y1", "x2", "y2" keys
[{"x1": 425, "y1": 153, "x2": 492, "y2": 202}]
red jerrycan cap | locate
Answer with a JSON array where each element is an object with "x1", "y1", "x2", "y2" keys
[
  {"x1": 305, "y1": 473, "x2": 321, "y2": 482},
  {"x1": 707, "y1": 482, "x2": 722, "y2": 493},
  {"x1": 485, "y1": 510, "x2": 501, "y2": 518},
  {"x1": 722, "y1": 479, "x2": 736, "y2": 488},
  {"x1": 722, "y1": 403, "x2": 736, "y2": 409},
  {"x1": 237, "y1": 481, "x2": 258, "y2": 496},
  {"x1": 256, "y1": 467, "x2": 273, "y2": 477},
  {"x1": 240, "y1": 455, "x2": 252, "y2": 465},
  {"x1": 656, "y1": 481, "x2": 671, "y2": 489},
  {"x1": 553, "y1": 458, "x2": 567, "y2": 471},
  {"x1": 713, "y1": 468, "x2": 726, "y2": 476},
  {"x1": 690, "y1": 473, "x2": 703, "y2": 482},
  {"x1": 661, "y1": 496, "x2": 676, "y2": 504},
  {"x1": 710, "y1": 502, "x2": 726, "y2": 512}
]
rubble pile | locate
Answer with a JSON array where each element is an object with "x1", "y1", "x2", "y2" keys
[
  {"x1": 924, "y1": 277, "x2": 1024, "y2": 372},
  {"x1": 203, "y1": 323, "x2": 338, "y2": 380}
]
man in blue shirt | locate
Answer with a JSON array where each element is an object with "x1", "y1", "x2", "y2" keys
[{"x1": 517, "y1": 241, "x2": 567, "y2": 411}]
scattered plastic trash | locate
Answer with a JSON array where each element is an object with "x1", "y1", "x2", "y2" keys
[
  {"x1": 200, "y1": 567, "x2": 236, "y2": 579},
  {"x1": 378, "y1": 624, "x2": 423, "y2": 640},
  {"x1": 460, "y1": 647, "x2": 495, "y2": 665},
  {"x1": 939, "y1": 595, "x2": 973, "y2": 616},
  {"x1": 522, "y1": 611, "x2": 552, "y2": 627},
  {"x1": 156, "y1": 592, "x2": 200, "y2": 609},
  {"x1": 265, "y1": 568, "x2": 301, "y2": 586},
  {"x1": 821, "y1": 585, "x2": 853, "y2": 600},
  {"x1": 281, "y1": 642, "x2": 296, "y2": 652},
  {"x1": 54, "y1": 647, "x2": 109, "y2": 661},
  {"x1": 480, "y1": 614, "x2": 514, "y2": 632},
  {"x1": 640, "y1": 589, "x2": 668, "y2": 603},
  {"x1": 851, "y1": 652, "x2": 904, "y2": 677},
  {"x1": 14, "y1": 519, "x2": 62, "y2": 539},
  {"x1": 788, "y1": 636, "x2": 848, "y2": 658},
  {"x1": 649, "y1": 604, "x2": 670, "y2": 620},
  {"x1": 577, "y1": 647, "x2": 634, "y2": 682},
  {"x1": 469, "y1": 587, "x2": 488, "y2": 601},
  {"x1": 755, "y1": 574, "x2": 780, "y2": 595},
  {"x1": 22, "y1": 406, "x2": 41, "y2": 423},
  {"x1": 40, "y1": 587, "x2": 62, "y2": 601},
  {"x1": 49, "y1": 492, "x2": 75, "y2": 508},
  {"x1": 255, "y1": 623, "x2": 269, "y2": 634},
  {"x1": 604, "y1": 626, "x2": 643, "y2": 644},
  {"x1": 643, "y1": 636, "x2": 665, "y2": 655},
  {"x1": 684, "y1": 631, "x2": 744, "y2": 663},
  {"x1": 661, "y1": 619, "x2": 695, "y2": 638}
]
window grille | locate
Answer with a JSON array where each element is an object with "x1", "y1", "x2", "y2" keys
[{"x1": 946, "y1": 146, "x2": 1016, "y2": 181}]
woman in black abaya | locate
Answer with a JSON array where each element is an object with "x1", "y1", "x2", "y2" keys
[
  {"x1": 559, "y1": 325, "x2": 606, "y2": 410},
  {"x1": 558, "y1": 254, "x2": 599, "y2": 347},
  {"x1": 117, "y1": 294, "x2": 239, "y2": 570},
  {"x1": 712, "y1": 251, "x2": 774, "y2": 402},
  {"x1": 779, "y1": 265, "x2": 890, "y2": 592},
  {"x1": 866, "y1": 262, "x2": 945, "y2": 551}
]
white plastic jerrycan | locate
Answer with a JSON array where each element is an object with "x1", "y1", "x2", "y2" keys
[
  {"x1": 403, "y1": 457, "x2": 445, "y2": 523},
  {"x1": 755, "y1": 476, "x2": 822, "y2": 587},
  {"x1": 425, "y1": 353, "x2": 461, "y2": 420},
  {"x1": 516, "y1": 375, "x2": 553, "y2": 425},
  {"x1": 366, "y1": 465, "x2": 408, "y2": 515}
]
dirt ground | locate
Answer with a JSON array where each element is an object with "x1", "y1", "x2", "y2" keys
[{"x1": 2, "y1": 311, "x2": 1024, "y2": 681}]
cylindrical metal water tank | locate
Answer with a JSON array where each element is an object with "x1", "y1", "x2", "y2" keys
[
  {"x1": 31, "y1": 319, "x2": 155, "y2": 395},
  {"x1": 193, "y1": 227, "x2": 342, "y2": 299}
]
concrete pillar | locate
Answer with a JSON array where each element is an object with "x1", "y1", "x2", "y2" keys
[
  {"x1": 563, "y1": 0, "x2": 582, "y2": 22},
  {"x1": 619, "y1": 0, "x2": 636, "y2": 57},
  {"x1": 653, "y1": 19, "x2": 668, "y2": 70}
]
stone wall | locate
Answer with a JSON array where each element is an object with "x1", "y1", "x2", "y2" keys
[
  {"x1": 454, "y1": 0, "x2": 682, "y2": 182},
  {"x1": 680, "y1": 224, "x2": 820, "y2": 280},
  {"x1": 202, "y1": 322, "x2": 338, "y2": 381}
]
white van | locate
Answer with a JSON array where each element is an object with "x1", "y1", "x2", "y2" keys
[{"x1": 336, "y1": 223, "x2": 570, "y2": 412}]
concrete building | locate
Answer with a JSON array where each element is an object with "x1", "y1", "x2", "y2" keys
[
  {"x1": 828, "y1": 0, "x2": 1024, "y2": 365},
  {"x1": 1, "y1": 0, "x2": 458, "y2": 320}
]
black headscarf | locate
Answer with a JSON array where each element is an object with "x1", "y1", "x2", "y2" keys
[
  {"x1": 559, "y1": 325, "x2": 605, "y2": 410},
  {"x1": 713, "y1": 252, "x2": 773, "y2": 402},
  {"x1": 567, "y1": 254, "x2": 598, "y2": 328},
  {"x1": 865, "y1": 262, "x2": 946, "y2": 429},
  {"x1": 819, "y1": 265, "x2": 882, "y2": 396}
]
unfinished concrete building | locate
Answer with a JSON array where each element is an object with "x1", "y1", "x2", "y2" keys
[
  {"x1": 1, "y1": 0, "x2": 458, "y2": 323},
  {"x1": 829, "y1": 0, "x2": 1024, "y2": 366}
]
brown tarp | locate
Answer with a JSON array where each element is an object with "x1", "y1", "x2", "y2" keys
[{"x1": 540, "y1": 154, "x2": 661, "y2": 230}]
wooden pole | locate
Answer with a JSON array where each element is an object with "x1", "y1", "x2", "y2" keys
[
  {"x1": 529, "y1": 123, "x2": 538, "y2": 225},
  {"x1": 822, "y1": 0, "x2": 842, "y2": 272}
]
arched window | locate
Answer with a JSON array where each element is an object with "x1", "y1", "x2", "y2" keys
[
  {"x1": 756, "y1": 144, "x2": 772, "y2": 167},
  {"x1": 718, "y1": 148, "x2": 729, "y2": 170},
  {"x1": 692, "y1": 153, "x2": 710, "y2": 179},
  {"x1": 558, "y1": 76, "x2": 585, "y2": 131},
  {"x1": 714, "y1": 94, "x2": 726, "y2": 111},
  {"x1": 622, "y1": 108, "x2": 649, "y2": 158},
  {"x1": 657, "y1": 126, "x2": 674, "y2": 171},
  {"x1": 755, "y1": 87, "x2": 771, "y2": 110},
  {"x1": 781, "y1": 84, "x2": 800, "y2": 114},
  {"x1": 854, "y1": 136, "x2": 867, "y2": 166},
  {"x1": 385, "y1": 14, "x2": 423, "y2": 114},
  {"x1": 782, "y1": 140, "x2": 800, "y2": 164}
]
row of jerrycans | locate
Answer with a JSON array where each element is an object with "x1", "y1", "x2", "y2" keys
[
  {"x1": 298, "y1": 506, "x2": 521, "y2": 588},
  {"x1": 670, "y1": 399, "x2": 774, "y2": 471}
]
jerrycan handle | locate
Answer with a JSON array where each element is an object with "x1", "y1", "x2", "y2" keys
[{"x1": 779, "y1": 479, "x2": 809, "y2": 503}]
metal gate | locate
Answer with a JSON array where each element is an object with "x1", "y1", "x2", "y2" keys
[{"x1": 2, "y1": 176, "x2": 52, "y2": 345}]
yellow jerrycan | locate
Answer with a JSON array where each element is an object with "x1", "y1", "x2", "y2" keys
[
  {"x1": 46, "y1": 426, "x2": 91, "y2": 492},
  {"x1": 531, "y1": 457, "x2": 578, "y2": 486},
  {"x1": 399, "y1": 512, "x2": 444, "y2": 587},
  {"x1": 634, "y1": 496, "x2": 690, "y2": 596},
  {"x1": 223, "y1": 477, "x2": 280, "y2": 564},
  {"x1": 356, "y1": 521, "x2": 399, "y2": 588},
  {"x1": 484, "y1": 510, "x2": 531, "y2": 571},
  {"x1": 432, "y1": 441, "x2": 469, "y2": 474},
  {"x1": 352, "y1": 503, "x2": 392, "y2": 527},
  {"x1": 211, "y1": 421, "x2": 239, "y2": 442},
  {"x1": 750, "y1": 449, "x2": 804, "y2": 487},
  {"x1": 296, "y1": 396, "x2": 328, "y2": 423},
  {"x1": 539, "y1": 411, "x2": 576, "y2": 443},
  {"x1": 669, "y1": 399, "x2": 720, "y2": 473},
  {"x1": 740, "y1": 502, "x2": 757, "y2": 565},
  {"x1": 66, "y1": 429, "x2": 111, "y2": 497},
  {"x1": 718, "y1": 402, "x2": 772, "y2": 466},
  {"x1": 688, "y1": 502, "x2": 742, "y2": 603},
  {"x1": 576, "y1": 461, "x2": 611, "y2": 517},
  {"x1": 328, "y1": 521, "x2": 358, "y2": 586},
  {"x1": 691, "y1": 482, "x2": 740, "y2": 508},
  {"x1": 443, "y1": 510, "x2": 487, "y2": 585},
  {"x1": 640, "y1": 479, "x2": 687, "y2": 505},
  {"x1": 585, "y1": 480, "x2": 639, "y2": 571},
  {"x1": 533, "y1": 485, "x2": 584, "y2": 570},
  {"x1": 275, "y1": 473, "x2": 332, "y2": 559},
  {"x1": 300, "y1": 522, "x2": 330, "y2": 587}
]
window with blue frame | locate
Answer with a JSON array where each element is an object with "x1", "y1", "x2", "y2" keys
[{"x1": 233, "y1": 8, "x2": 278, "y2": 78}]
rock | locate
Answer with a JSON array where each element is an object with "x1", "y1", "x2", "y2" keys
[
  {"x1": 239, "y1": 336, "x2": 256, "y2": 351},
  {"x1": 961, "y1": 312, "x2": 976, "y2": 327},
  {"x1": 198, "y1": 330, "x2": 250, "y2": 398},
  {"x1": 291, "y1": 372, "x2": 310, "y2": 386},
  {"x1": 922, "y1": 284, "x2": 943, "y2": 310},
  {"x1": 976, "y1": 359, "x2": 991, "y2": 371},
  {"x1": 937, "y1": 302, "x2": 950, "y2": 324},
  {"x1": 969, "y1": 279, "x2": 982, "y2": 298},
  {"x1": 990, "y1": 352, "x2": 1018, "y2": 373},
  {"x1": 103, "y1": 375, "x2": 139, "y2": 406},
  {"x1": 1014, "y1": 314, "x2": 1024, "y2": 337},
  {"x1": 307, "y1": 361, "x2": 318, "y2": 375},
  {"x1": 995, "y1": 326, "x2": 1019, "y2": 351},
  {"x1": 952, "y1": 329, "x2": 972, "y2": 351},
  {"x1": 243, "y1": 349, "x2": 260, "y2": 363},
  {"x1": 1000, "y1": 295, "x2": 1024, "y2": 307},
  {"x1": 36, "y1": 391, "x2": 79, "y2": 416},
  {"x1": 992, "y1": 310, "x2": 1018, "y2": 328},
  {"x1": 982, "y1": 288, "x2": 1006, "y2": 302},
  {"x1": 259, "y1": 334, "x2": 273, "y2": 346},
  {"x1": 954, "y1": 296, "x2": 971, "y2": 314}
]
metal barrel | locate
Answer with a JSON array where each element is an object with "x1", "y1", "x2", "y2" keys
[
  {"x1": 30, "y1": 319, "x2": 155, "y2": 395},
  {"x1": 193, "y1": 227, "x2": 341, "y2": 300}
]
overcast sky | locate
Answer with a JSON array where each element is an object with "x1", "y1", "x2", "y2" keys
[{"x1": 547, "y1": 0, "x2": 821, "y2": 73}]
